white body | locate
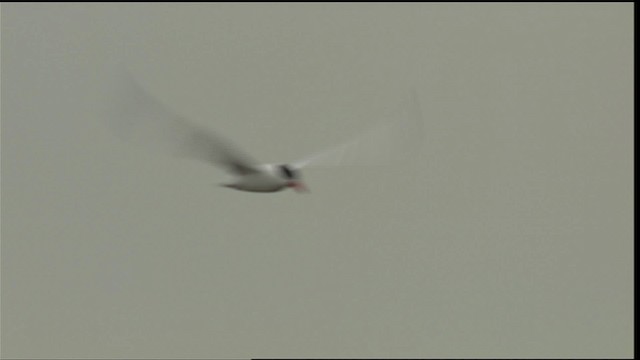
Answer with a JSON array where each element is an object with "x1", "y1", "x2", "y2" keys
[{"x1": 223, "y1": 164, "x2": 289, "y2": 192}]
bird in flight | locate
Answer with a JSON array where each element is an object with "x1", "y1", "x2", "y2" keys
[{"x1": 107, "y1": 72, "x2": 424, "y2": 193}]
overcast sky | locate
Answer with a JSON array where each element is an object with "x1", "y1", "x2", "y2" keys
[{"x1": 1, "y1": 3, "x2": 633, "y2": 359}]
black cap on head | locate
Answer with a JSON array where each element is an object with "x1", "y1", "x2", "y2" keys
[{"x1": 279, "y1": 165, "x2": 298, "y2": 179}]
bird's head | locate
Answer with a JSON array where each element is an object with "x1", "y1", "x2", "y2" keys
[{"x1": 279, "y1": 164, "x2": 308, "y2": 193}]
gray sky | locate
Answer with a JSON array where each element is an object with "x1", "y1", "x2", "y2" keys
[{"x1": 1, "y1": 3, "x2": 633, "y2": 359}]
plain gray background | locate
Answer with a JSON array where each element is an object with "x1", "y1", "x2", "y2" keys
[{"x1": 1, "y1": 3, "x2": 633, "y2": 359}]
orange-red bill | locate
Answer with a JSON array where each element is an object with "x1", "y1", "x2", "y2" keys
[{"x1": 288, "y1": 181, "x2": 309, "y2": 193}]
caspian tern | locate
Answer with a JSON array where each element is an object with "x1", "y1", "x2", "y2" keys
[{"x1": 107, "y1": 72, "x2": 423, "y2": 193}]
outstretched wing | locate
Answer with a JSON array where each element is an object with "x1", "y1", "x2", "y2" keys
[
  {"x1": 291, "y1": 89, "x2": 424, "y2": 170},
  {"x1": 106, "y1": 70, "x2": 260, "y2": 175}
]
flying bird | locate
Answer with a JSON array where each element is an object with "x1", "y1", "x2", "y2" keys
[{"x1": 106, "y1": 72, "x2": 424, "y2": 193}]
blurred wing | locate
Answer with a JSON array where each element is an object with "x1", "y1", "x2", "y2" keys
[
  {"x1": 105, "y1": 70, "x2": 260, "y2": 175},
  {"x1": 290, "y1": 138, "x2": 356, "y2": 169},
  {"x1": 291, "y1": 89, "x2": 424, "y2": 169}
]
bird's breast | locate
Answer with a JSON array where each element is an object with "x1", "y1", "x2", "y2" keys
[{"x1": 230, "y1": 173, "x2": 288, "y2": 192}]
